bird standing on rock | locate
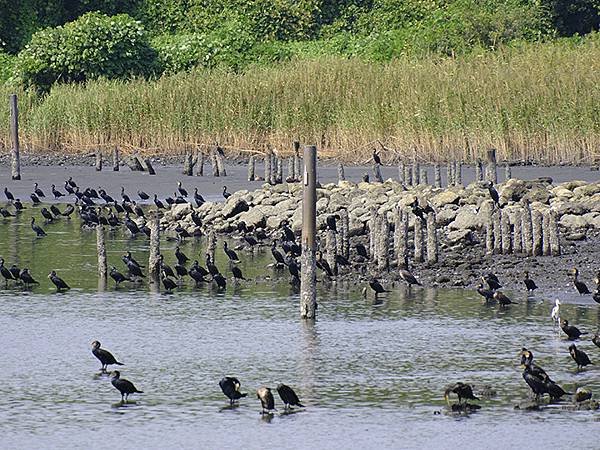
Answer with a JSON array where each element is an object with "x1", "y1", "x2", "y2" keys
[
  {"x1": 444, "y1": 382, "x2": 479, "y2": 405},
  {"x1": 487, "y1": 181, "x2": 500, "y2": 207},
  {"x1": 222, "y1": 186, "x2": 231, "y2": 199}
]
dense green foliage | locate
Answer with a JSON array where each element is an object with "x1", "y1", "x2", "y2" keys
[{"x1": 15, "y1": 12, "x2": 157, "y2": 92}]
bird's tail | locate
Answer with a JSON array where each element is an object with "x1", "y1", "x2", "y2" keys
[
  {"x1": 240, "y1": 393, "x2": 248, "y2": 398},
  {"x1": 115, "y1": 362, "x2": 124, "y2": 366},
  {"x1": 297, "y1": 403, "x2": 305, "y2": 407},
  {"x1": 136, "y1": 390, "x2": 144, "y2": 393}
]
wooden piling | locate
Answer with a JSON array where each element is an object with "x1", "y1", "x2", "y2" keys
[
  {"x1": 95, "y1": 151, "x2": 102, "y2": 171},
  {"x1": 275, "y1": 157, "x2": 283, "y2": 184},
  {"x1": 548, "y1": 210, "x2": 561, "y2": 256},
  {"x1": 247, "y1": 155, "x2": 256, "y2": 181},
  {"x1": 287, "y1": 157, "x2": 294, "y2": 182},
  {"x1": 426, "y1": 211, "x2": 438, "y2": 264},
  {"x1": 207, "y1": 230, "x2": 217, "y2": 263},
  {"x1": 475, "y1": 159, "x2": 483, "y2": 181},
  {"x1": 215, "y1": 146, "x2": 226, "y2": 176},
  {"x1": 211, "y1": 150, "x2": 219, "y2": 177},
  {"x1": 369, "y1": 206, "x2": 377, "y2": 259},
  {"x1": 373, "y1": 164, "x2": 384, "y2": 183},
  {"x1": 300, "y1": 145, "x2": 317, "y2": 319},
  {"x1": 420, "y1": 167, "x2": 428, "y2": 185},
  {"x1": 512, "y1": 208, "x2": 523, "y2": 253},
  {"x1": 183, "y1": 151, "x2": 195, "y2": 176},
  {"x1": 414, "y1": 216, "x2": 424, "y2": 263},
  {"x1": 398, "y1": 162, "x2": 405, "y2": 184},
  {"x1": 394, "y1": 208, "x2": 408, "y2": 263},
  {"x1": 143, "y1": 157, "x2": 156, "y2": 175},
  {"x1": 485, "y1": 202, "x2": 494, "y2": 254},
  {"x1": 531, "y1": 209, "x2": 543, "y2": 256},
  {"x1": 542, "y1": 212, "x2": 551, "y2": 256},
  {"x1": 96, "y1": 224, "x2": 107, "y2": 283},
  {"x1": 112, "y1": 146, "x2": 120, "y2": 171},
  {"x1": 264, "y1": 151, "x2": 272, "y2": 184},
  {"x1": 404, "y1": 164, "x2": 412, "y2": 186},
  {"x1": 148, "y1": 213, "x2": 161, "y2": 285},
  {"x1": 412, "y1": 162, "x2": 420, "y2": 185},
  {"x1": 338, "y1": 163, "x2": 345, "y2": 182},
  {"x1": 325, "y1": 229, "x2": 338, "y2": 276},
  {"x1": 501, "y1": 209, "x2": 512, "y2": 254},
  {"x1": 196, "y1": 150, "x2": 204, "y2": 176},
  {"x1": 522, "y1": 203, "x2": 533, "y2": 256},
  {"x1": 9, "y1": 94, "x2": 21, "y2": 180},
  {"x1": 293, "y1": 141, "x2": 300, "y2": 180},
  {"x1": 339, "y1": 208, "x2": 350, "y2": 259},
  {"x1": 493, "y1": 211, "x2": 502, "y2": 254},
  {"x1": 485, "y1": 148, "x2": 498, "y2": 184},
  {"x1": 455, "y1": 161, "x2": 462, "y2": 186},
  {"x1": 504, "y1": 163, "x2": 512, "y2": 180},
  {"x1": 447, "y1": 162, "x2": 454, "y2": 187},
  {"x1": 434, "y1": 164, "x2": 442, "y2": 188},
  {"x1": 376, "y1": 214, "x2": 389, "y2": 272}
]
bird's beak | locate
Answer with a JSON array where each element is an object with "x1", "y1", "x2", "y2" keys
[{"x1": 444, "y1": 392, "x2": 450, "y2": 406}]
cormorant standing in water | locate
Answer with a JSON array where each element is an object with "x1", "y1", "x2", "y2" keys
[
  {"x1": 162, "y1": 272, "x2": 177, "y2": 292},
  {"x1": 223, "y1": 242, "x2": 240, "y2": 263},
  {"x1": 9, "y1": 264, "x2": 19, "y2": 280},
  {"x1": 256, "y1": 386, "x2": 276, "y2": 414},
  {"x1": 399, "y1": 256, "x2": 421, "y2": 287},
  {"x1": 219, "y1": 377, "x2": 247, "y2": 404},
  {"x1": 316, "y1": 251, "x2": 334, "y2": 277},
  {"x1": 41, "y1": 208, "x2": 53, "y2": 223},
  {"x1": 50, "y1": 205, "x2": 62, "y2": 217},
  {"x1": 561, "y1": 319, "x2": 586, "y2": 340},
  {"x1": 523, "y1": 271, "x2": 538, "y2": 292},
  {"x1": 444, "y1": 382, "x2": 479, "y2": 405},
  {"x1": 276, "y1": 384, "x2": 304, "y2": 410},
  {"x1": 281, "y1": 220, "x2": 295, "y2": 243},
  {"x1": 569, "y1": 344, "x2": 593, "y2": 370},
  {"x1": 369, "y1": 278, "x2": 389, "y2": 296},
  {"x1": 175, "y1": 246, "x2": 189, "y2": 266},
  {"x1": 120, "y1": 187, "x2": 131, "y2": 203},
  {"x1": 271, "y1": 241, "x2": 285, "y2": 266},
  {"x1": 571, "y1": 268, "x2": 591, "y2": 294},
  {"x1": 124, "y1": 214, "x2": 140, "y2": 236},
  {"x1": 213, "y1": 272, "x2": 227, "y2": 290},
  {"x1": 19, "y1": 268, "x2": 38, "y2": 286},
  {"x1": 476, "y1": 283, "x2": 494, "y2": 302},
  {"x1": 493, "y1": 291, "x2": 516, "y2": 306},
  {"x1": 193, "y1": 188, "x2": 205, "y2": 207},
  {"x1": 110, "y1": 266, "x2": 131, "y2": 285},
  {"x1": 14, "y1": 199, "x2": 25, "y2": 212},
  {"x1": 111, "y1": 371, "x2": 143, "y2": 402},
  {"x1": 287, "y1": 255, "x2": 300, "y2": 284},
  {"x1": 31, "y1": 217, "x2": 46, "y2": 236},
  {"x1": 64, "y1": 181, "x2": 75, "y2": 195},
  {"x1": 91, "y1": 340, "x2": 124, "y2": 372},
  {"x1": 0, "y1": 258, "x2": 16, "y2": 284},
  {"x1": 0, "y1": 207, "x2": 15, "y2": 218},
  {"x1": 483, "y1": 273, "x2": 502, "y2": 291},
  {"x1": 189, "y1": 261, "x2": 209, "y2": 285},
  {"x1": 222, "y1": 186, "x2": 231, "y2": 199},
  {"x1": 61, "y1": 204, "x2": 74, "y2": 218},
  {"x1": 67, "y1": 177, "x2": 77, "y2": 189},
  {"x1": 30, "y1": 193, "x2": 41, "y2": 205},
  {"x1": 231, "y1": 266, "x2": 247, "y2": 281},
  {"x1": 174, "y1": 262, "x2": 188, "y2": 278},
  {"x1": 206, "y1": 254, "x2": 220, "y2": 277},
  {"x1": 48, "y1": 270, "x2": 70, "y2": 291}
]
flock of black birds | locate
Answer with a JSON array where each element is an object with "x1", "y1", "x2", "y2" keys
[{"x1": 91, "y1": 340, "x2": 303, "y2": 412}]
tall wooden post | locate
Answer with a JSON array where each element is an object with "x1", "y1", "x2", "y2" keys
[
  {"x1": 300, "y1": 145, "x2": 317, "y2": 319},
  {"x1": 486, "y1": 148, "x2": 498, "y2": 183},
  {"x1": 247, "y1": 155, "x2": 256, "y2": 181},
  {"x1": 9, "y1": 94, "x2": 21, "y2": 180},
  {"x1": 112, "y1": 146, "x2": 120, "y2": 171},
  {"x1": 148, "y1": 213, "x2": 161, "y2": 286},
  {"x1": 95, "y1": 151, "x2": 103, "y2": 171},
  {"x1": 96, "y1": 225, "x2": 107, "y2": 288},
  {"x1": 434, "y1": 164, "x2": 442, "y2": 188}
]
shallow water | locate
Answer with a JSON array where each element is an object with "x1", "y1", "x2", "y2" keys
[{"x1": 0, "y1": 211, "x2": 599, "y2": 449}]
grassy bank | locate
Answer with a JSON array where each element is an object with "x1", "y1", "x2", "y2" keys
[{"x1": 1, "y1": 37, "x2": 599, "y2": 164}]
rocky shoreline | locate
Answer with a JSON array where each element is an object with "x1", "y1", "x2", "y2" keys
[{"x1": 160, "y1": 175, "x2": 600, "y2": 294}]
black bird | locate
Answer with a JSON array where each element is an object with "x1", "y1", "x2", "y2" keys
[
  {"x1": 493, "y1": 291, "x2": 516, "y2": 306},
  {"x1": 41, "y1": 208, "x2": 53, "y2": 223},
  {"x1": 223, "y1": 242, "x2": 240, "y2": 263},
  {"x1": 91, "y1": 340, "x2": 124, "y2": 373},
  {"x1": 67, "y1": 177, "x2": 77, "y2": 188},
  {"x1": 30, "y1": 193, "x2": 41, "y2": 205},
  {"x1": 64, "y1": 181, "x2": 75, "y2": 195},
  {"x1": 326, "y1": 214, "x2": 339, "y2": 232},
  {"x1": 123, "y1": 251, "x2": 144, "y2": 269},
  {"x1": 162, "y1": 273, "x2": 177, "y2": 292},
  {"x1": 159, "y1": 255, "x2": 176, "y2": 279},
  {"x1": 4, "y1": 187, "x2": 14, "y2": 201},
  {"x1": 287, "y1": 255, "x2": 300, "y2": 284},
  {"x1": 153, "y1": 194, "x2": 165, "y2": 210},
  {"x1": 50, "y1": 205, "x2": 62, "y2": 217},
  {"x1": 362, "y1": 173, "x2": 369, "y2": 182},
  {"x1": 206, "y1": 254, "x2": 220, "y2": 277},
  {"x1": 316, "y1": 251, "x2": 334, "y2": 277},
  {"x1": 523, "y1": 271, "x2": 538, "y2": 292},
  {"x1": 444, "y1": 382, "x2": 479, "y2": 405},
  {"x1": 544, "y1": 374, "x2": 571, "y2": 400},
  {"x1": 110, "y1": 370, "x2": 143, "y2": 402},
  {"x1": 13, "y1": 199, "x2": 25, "y2": 211},
  {"x1": 373, "y1": 150, "x2": 382, "y2": 165},
  {"x1": 476, "y1": 283, "x2": 495, "y2": 301},
  {"x1": 126, "y1": 260, "x2": 145, "y2": 279},
  {"x1": 122, "y1": 202, "x2": 134, "y2": 215},
  {"x1": 137, "y1": 190, "x2": 149, "y2": 200},
  {"x1": 120, "y1": 186, "x2": 131, "y2": 203},
  {"x1": 193, "y1": 188, "x2": 205, "y2": 207},
  {"x1": 281, "y1": 220, "x2": 295, "y2": 243},
  {"x1": 271, "y1": 241, "x2": 285, "y2": 266},
  {"x1": 177, "y1": 181, "x2": 188, "y2": 197},
  {"x1": 569, "y1": 344, "x2": 593, "y2": 370},
  {"x1": 19, "y1": 268, "x2": 38, "y2": 286},
  {"x1": 483, "y1": 273, "x2": 502, "y2": 290},
  {"x1": 213, "y1": 272, "x2": 227, "y2": 289},
  {"x1": 113, "y1": 201, "x2": 125, "y2": 214},
  {"x1": 31, "y1": 217, "x2": 46, "y2": 236},
  {"x1": 174, "y1": 263, "x2": 188, "y2": 278},
  {"x1": 175, "y1": 246, "x2": 189, "y2": 266},
  {"x1": 561, "y1": 319, "x2": 586, "y2": 340},
  {"x1": 133, "y1": 202, "x2": 145, "y2": 218},
  {"x1": 99, "y1": 189, "x2": 115, "y2": 204},
  {"x1": 219, "y1": 377, "x2": 247, "y2": 405},
  {"x1": 522, "y1": 360, "x2": 548, "y2": 400},
  {"x1": 257, "y1": 386, "x2": 276, "y2": 413},
  {"x1": 335, "y1": 254, "x2": 351, "y2": 267},
  {"x1": 0, "y1": 258, "x2": 16, "y2": 283},
  {"x1": 487, "y1": 181, "x2": 500, "y2": 206},
  {"x1": 243, "y1": 234, "x2": 258, "y2": 247},
  {"x1": 571, "y1": 268, "x2": 590, "y2": 295},
  {"x1": 124, "y1": 214, "x2": 140, "y2": 236},
  {"x1": 231, "y1": 266, "x2": 247, "y2": 281},
  {"x1": 110, "y1": 266, "x2": 131, "y2": 285},
  {"x1": 276, "y1": 384, "x2": 304, "y2": 409},
  {"x1": 369, "y1": 278, "x2": 389, "y2": 296},
  {"x1": 355, "y1": 243, "x2": 369, "y2": 259},
  {"x1": 0, "y1": 207, "x2": 15, "y2": 218},
  {"x1": 61, "y1": 204, "x2": 75, "y2": 218},
  {"x1": 399, "y1": 256, "x2": 421, "y2": 286},
  {"x1": 222, "y1": 186, "x2": 231, "y2": 199},
  {"x1": 189, "y1": 261, "x2": 209, "y2": 285},
  {"x1": 592, "y1": 335, "x2": 600, "y2": 349},
  {"x1": 9, "y1": 264, "x2": 20, "y2": 280},
  {"x1": 51, "y1": 184, "x2": 64, "y2": 198},
  {"x1": 48, "y1": 270, "x2": 70, "y2": 291},
  {"x1": 33, "y1": 183, "x2": 45, "y2": 198},
  {"x1": 165, "y1": 195, "x2": 175, "y2": 206}
]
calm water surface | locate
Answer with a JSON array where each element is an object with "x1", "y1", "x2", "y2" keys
[{"x1": 0, "y1": 210, "x2": 599, "y2": 449}]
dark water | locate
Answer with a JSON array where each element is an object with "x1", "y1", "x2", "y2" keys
[{"x1": 0, "y1": 210, "x2": 599, "y2": 449}]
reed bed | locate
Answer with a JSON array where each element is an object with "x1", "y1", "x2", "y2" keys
[{"x1": 1, "y1": 37, "x2": 599, "y2": 164}]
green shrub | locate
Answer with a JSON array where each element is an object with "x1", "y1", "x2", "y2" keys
[
  {"x1": 0, "y1": 51, "x2": 16, "y2": 82},
  {"x1": 16, "y1": 12, "x2": 157, "y2": 92}
]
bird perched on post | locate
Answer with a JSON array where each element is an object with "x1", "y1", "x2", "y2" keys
[
  {"x1": 110, "y1": 371, "x2": 143, "y2": 403},
  {"x1": 91, "y1": 340, "x2": 124, "y2": 373},
  {"x1": 487, "y1": 181, "x2": 500, "y2": 207},
  {"x1": 372, "y1": 150, "x2": 382, "y2": 165}
]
